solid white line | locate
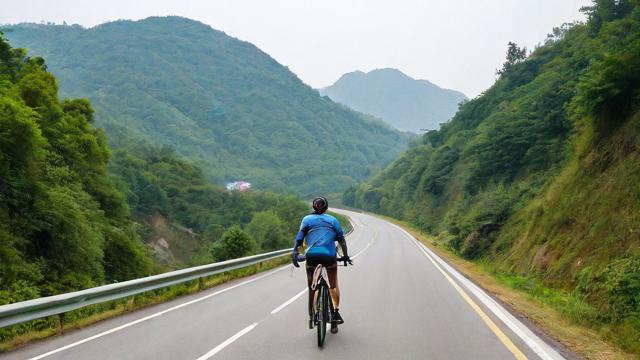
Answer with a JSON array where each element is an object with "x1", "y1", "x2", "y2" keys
[
  {"x1": 195, "y1": 322, "x2": 258, "y2": 360},
  {"x1": 27, "y1": 266, "x2": 289, "y2": 360},
  {"x1": 270, "y1": 288, "x2": 307, "y2": 314},
  {"x1": 388, "y1": 222, "x2": 564, "y2": 360}
]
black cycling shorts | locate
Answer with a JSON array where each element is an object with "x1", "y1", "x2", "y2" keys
[{"x1": 305, "y1": 255, "x2": 337, "y2": 289}]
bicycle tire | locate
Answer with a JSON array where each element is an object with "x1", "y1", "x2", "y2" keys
[{"x1": 316, "y1": 283, "x2": 327, "y2": 347}]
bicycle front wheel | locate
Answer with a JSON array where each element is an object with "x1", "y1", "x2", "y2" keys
[{"x1": 316, "y1": 284, "x2": 328, "y2": 347}]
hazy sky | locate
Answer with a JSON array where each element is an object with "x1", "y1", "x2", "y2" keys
[{"x1": 2, "y1": 0, "x2": 592, "y2": 97}]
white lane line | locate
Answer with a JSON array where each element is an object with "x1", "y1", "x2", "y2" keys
[
  {"x1": 271, "y1": 288, "x2": 307, "y2": 314},
  {"x1": 351, "y1": 238, "x2": 374, "y2": 259},
  {"x1": 195, "y1": 322, "x2": 258, "y2": 360},
  {"x1": 388, "y1": 222, "x2": 564, "y2": 360},
  {"x1": 27, "y1": 266, "x2": 289, "y2": 360}
]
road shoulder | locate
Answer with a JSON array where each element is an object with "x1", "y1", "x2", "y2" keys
[{"x1": 373, "y1": 214, "x2": 634, "y2": 360}]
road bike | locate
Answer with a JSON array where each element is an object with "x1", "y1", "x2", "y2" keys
[{"x1": 297, "y1": 255, "x2": 352, "y2": 347}]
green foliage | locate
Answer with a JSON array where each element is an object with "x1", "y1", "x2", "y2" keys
[
  {"x1": 0, "y1": 33, "x2": 153, "y2": 303},
  {"x1": 574, "y1": 40, "x2": 640, "y2": 127},
  {"x1": 496, "y1": 42, "x2": 527, "y2": 76},
  {"x1": 328, "y1": 211, "x2": 353, "y2": 234},
  {"x1": 3, "y1": 18, "x2": 409, "y2": 197},
  {"x1": 246, "y1": 211, "x2": 288, "y2": 252},
  {"x1": 576, "y1": 257, "x2": 640, "y2": 324},
  {"x1": 211, "y1": 225, "x2": 255, "y2": 262},
  {"x1": 581, "y1": 0, "x2": 635, "y2": 35}
]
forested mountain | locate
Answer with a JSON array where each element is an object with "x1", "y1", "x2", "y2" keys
[
  {"x1": 319, "y1": 68, "x2": 466, "y2": 133},
  {"x1": 2, "y1": 17, "x2": 409, "y2": 196},
  {"x1": 344, "y1": 1, "x2": 640, "y2": 349},
  {"x1": 0, "y1": 35, "x2": 315, "y2": 308}
]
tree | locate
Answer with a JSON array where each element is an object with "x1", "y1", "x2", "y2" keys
[
  {"x1": 211, "y1": 225, "x2": 255, "y2": 262},
  {"x1": 496, "y1": 42, "x2": 527, "y2": 76},
  {"x1": 246, "y1": 211, "x2": 288, "y2": 251}
]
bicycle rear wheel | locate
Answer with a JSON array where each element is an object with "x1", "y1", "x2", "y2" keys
[{"x1": 316, "y1": 284, "x2": 328, "y2": 347}]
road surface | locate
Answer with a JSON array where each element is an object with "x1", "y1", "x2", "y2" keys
[{"x1": 2, "y1": 210, "x2": 567, "y2": 360}]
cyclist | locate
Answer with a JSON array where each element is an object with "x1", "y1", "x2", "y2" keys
[{"x1": 292, "y1": 197, "x2": 350, "y2": 330}]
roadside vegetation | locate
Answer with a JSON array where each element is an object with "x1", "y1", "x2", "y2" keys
[{"x1": 345, "y1": 0, "x2": 640, "y2": 355}]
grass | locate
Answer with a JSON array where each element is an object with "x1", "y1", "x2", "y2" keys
[
  {"x1": 377, "y1": 214, "x2": 638, "y2": 360},
  {"x1": 329, "y1": 211, "x2": 353, "y2": 234},
  {"x1": 0, "y1": 256, "x2": 289, "y2": 353}
]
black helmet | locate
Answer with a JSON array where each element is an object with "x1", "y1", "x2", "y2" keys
[{"x1": 312, "y1": 196, "x2": 328, "y2": 214}]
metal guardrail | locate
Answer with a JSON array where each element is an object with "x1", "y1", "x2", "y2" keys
[{"x1": 0, "y1": 248, "x2": 291, "y2": 328}]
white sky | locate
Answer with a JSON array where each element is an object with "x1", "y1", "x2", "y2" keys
[{"x1": 1, "y1": 0, "x2": 592, "y2": 97}]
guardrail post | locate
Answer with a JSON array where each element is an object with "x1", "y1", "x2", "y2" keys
[
  {"x1": 58, "y1": 313, "x2": 65, "y2": 333},
  {"x1": 198, "y1": 277, "x2": 204, "y2": 291}
]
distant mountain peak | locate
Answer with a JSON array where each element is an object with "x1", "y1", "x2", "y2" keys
[{"x1": 320, "y1": 68, "x2": 466, "y2": 133}]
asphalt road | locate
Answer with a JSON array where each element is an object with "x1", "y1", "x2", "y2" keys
[{"x1": 2, "y1": 210, "x2": 567, "y2": 360}]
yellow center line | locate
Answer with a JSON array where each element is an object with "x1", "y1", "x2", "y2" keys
[{"x1": 410, "y1": 238, "x2": 528, "y2": 360}]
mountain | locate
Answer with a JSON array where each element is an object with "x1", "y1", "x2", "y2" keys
[
  {"x1": 1, "y1": 17, "x2": 409, "y2": 197},
  {"x1": 344, "y1": 1, "x2": 640, "y2": 351},
  {"x1": 319, "y1": 68, "x2": 466, "y2": 133}
]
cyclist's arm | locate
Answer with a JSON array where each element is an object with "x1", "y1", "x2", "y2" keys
[
  {"x1": 294, "y1": 219, "x2": 309, "y2": 248},
  {"x1": 333, "y1": 217, "x2": 348, "y2": 257}
]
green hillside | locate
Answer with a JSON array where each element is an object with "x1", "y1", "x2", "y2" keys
[
  {"x1": 2, "y1": 17, "x2": 409, "y2": 197},
  {"x1": 320, "y1": 68, "x2": 467, "y2": 133},
  {"x1": 345, "y1": 0, "x2": 640, "y2": 350},
  {"x1": 109, "y1": 143, "x2": 309, "y2": 266},
  {"x1": 0, "y1": 34, "x2": 153, "y2": 302}
]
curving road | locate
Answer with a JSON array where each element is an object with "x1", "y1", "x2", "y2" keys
[{"x1": 2, "y1": 210, "x2": 567, "y2": 360}]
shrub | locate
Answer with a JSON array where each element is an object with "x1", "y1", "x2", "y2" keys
[{"x1": 211, "y1": 225, "x2": 255, "y2": 262}]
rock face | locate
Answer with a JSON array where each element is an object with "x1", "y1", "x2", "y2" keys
[{"x1": 320, "y1": 68, "x2": 467, "y2": 133}]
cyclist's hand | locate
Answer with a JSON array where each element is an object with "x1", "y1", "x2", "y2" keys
[
  {"x1": 292, "y1": 250, "x2": 300, "y2": 268},
  {"x1": 340, "y1": 256, "x2": 353, "y2": 266}
]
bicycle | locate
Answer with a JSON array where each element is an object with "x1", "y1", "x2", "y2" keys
[{"x1": 296, "y1": 254, "x2": 353, "y2": 347}]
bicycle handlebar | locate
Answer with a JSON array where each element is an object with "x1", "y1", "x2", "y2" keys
[
  {"x1": 337, "y1": 256, "x2": 354, "y2": 266},
  {"x1": 295, "y1": 254, "x2": 353, "y2": 266}
]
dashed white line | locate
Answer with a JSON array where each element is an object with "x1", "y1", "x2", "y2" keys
[
  {"x1": 27, "y1": 266, "x2": 288, "y2": 360},
  {"x1": 195, "y1": 322, "x2": 258, "y2": 360},
  {"x1": 271, "y1": 288, "x2": 307, "y2": 314}
]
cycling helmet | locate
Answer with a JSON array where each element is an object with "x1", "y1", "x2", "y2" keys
[{"x1": 312, "y1": 196, "x2": 328, "y2": 214}]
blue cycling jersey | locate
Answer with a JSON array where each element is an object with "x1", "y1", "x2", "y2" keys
[{"x1": 294, "y1": 213, "x2": 344, "y2": 259}]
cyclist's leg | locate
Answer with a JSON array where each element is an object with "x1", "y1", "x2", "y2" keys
[
  {"x1": 305, "y1": 262, "x2": 315, "y2": 319},
  {"x1": 326, "y1": 263, "x2": 339, "y2": 309}
]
